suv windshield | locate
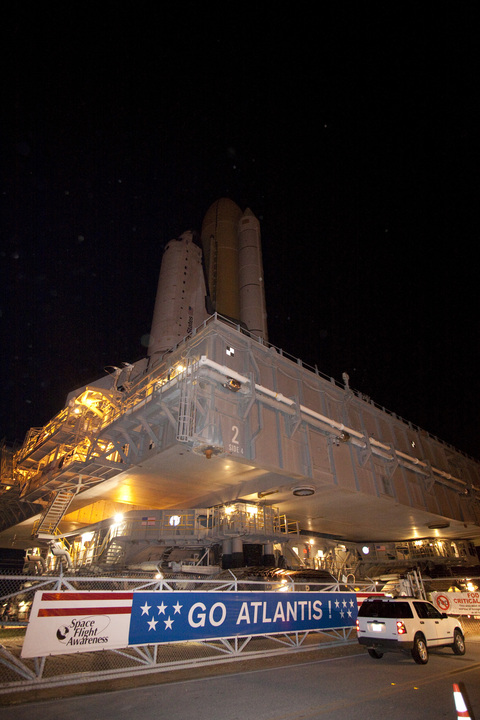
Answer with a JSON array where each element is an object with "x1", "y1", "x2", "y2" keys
[{"x1": 358, "y1": 600, "x2": 414, "y2": 619}]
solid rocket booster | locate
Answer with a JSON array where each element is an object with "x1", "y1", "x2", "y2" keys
[
  {"x1": 147, "y1": 231, "x2": 208, "y2": 359},
  {"x1": 238, "y1": 208, "x2": 268, "y2": 342}
]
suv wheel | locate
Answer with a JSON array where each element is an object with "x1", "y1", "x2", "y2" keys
[
  {"x1": 411, "y1": 634, "x2": 428, "y2": 664},
  {"x1": 452, "y1": 629, "x2": 465, "y2": 656},
  {"x1": 367, "y1": 649, "x2": 383, "y2": 659}
]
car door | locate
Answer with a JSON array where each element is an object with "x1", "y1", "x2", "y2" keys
[
  {"x1": 413, "y1": 601, "x2": 442, "y2": 645},
  {"x1": 423, "y1": 601, "x2": 455, "y2": 644}
]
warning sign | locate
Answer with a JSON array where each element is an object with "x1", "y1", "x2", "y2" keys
[{"x1": 431, "y1": 591, "x2": 480, "y2": 616}]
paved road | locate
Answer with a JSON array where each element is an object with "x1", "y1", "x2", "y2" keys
[{"x1": 3, "y1": 641, "x2": 480, "y2": 719}]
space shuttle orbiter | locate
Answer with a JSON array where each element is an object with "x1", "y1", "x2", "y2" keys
[{"x1": 147, "y1": 198, "x2": 268, "y2": 361}]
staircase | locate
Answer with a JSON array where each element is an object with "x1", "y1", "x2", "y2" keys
[
  {"x1": 282, "y1": 544, "x2": 306, "y2": 568},
  {"x1": 103, "y1": 538, "x2": 126, "y2": 566},
  {"x1": 34, "y1": 489, "x2": 75, "y2": 537},
  {"x1": 162, "y1": 546, "x2": 175, "y2": 567}
]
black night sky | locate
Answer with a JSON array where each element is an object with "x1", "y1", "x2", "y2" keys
[{"x1": 1, "y1": 3, "x2": 479, "y2": 459}]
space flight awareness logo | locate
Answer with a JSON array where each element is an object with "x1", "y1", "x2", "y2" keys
[
  {"x1": 21, "y1": 591, "x2": 134, "y2": 659},
  {"x1": 128, "y1": 591, "x2": 358, "y2": 645},
  {"x1": 56, "y1": 615, "x2": 111, "y2": 647}
]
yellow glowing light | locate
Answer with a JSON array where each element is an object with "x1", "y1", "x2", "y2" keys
[
  {"x1": 225, "y1": 505, "x2": 235, "y2": 515},
  {"x1": 278, "y1": 578, "x2": 291, "y2": 592},
  {"x1": 114, "y1": 513, "x2": 124, "y2": 523}
]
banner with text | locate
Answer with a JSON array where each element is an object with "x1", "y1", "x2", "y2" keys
[
  {"x1": 21, "y1": 591, "x2": 134, "y2": 658},
  {"x1": 22, "y1": 590, "x2": 361, "y2": 658},
  {"x1": 430, "y1": 591, "x2": 480, "y2": 616},
  {"x1": 128, "y1": 591, "x2": 357, "y2": 645}
]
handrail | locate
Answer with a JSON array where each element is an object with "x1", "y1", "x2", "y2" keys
[{"x1": 132, "y1": 313, "x2": 480, "y2": 463}]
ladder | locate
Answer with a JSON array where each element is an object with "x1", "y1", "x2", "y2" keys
[
  {"x1": 34, "y1": 489, "x2": 75, "y2": 537},
  {"x1": 176, "y1": 360, "x2": 197, "y2": 442},
  {"x1": 407, "y1": 568, "x2": 427, "y2": 599}
]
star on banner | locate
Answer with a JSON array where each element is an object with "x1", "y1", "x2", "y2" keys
[
  {"x1": 164, "y1": 616, "x2": 174, "y2": 630},
  {"x1": 140, "y1": 602, "x2": 151, "y2": 616},
  {"x1": 148, "y1": 617, "x2": 158, "y2": 631},
  {"x1": 157, "y1": 602, "x2": 167, "y2": 615},
  {"x1": 173, "y1": 601, "x2": 183, "y2": 614}
]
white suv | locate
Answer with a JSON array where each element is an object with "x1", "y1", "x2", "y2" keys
[{"x1": 357, "y1": 597, "x2": 465, "y2": 664}]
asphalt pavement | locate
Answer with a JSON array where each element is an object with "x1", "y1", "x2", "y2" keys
[{"x1": 2, "y1": 639, "x2": 480, "y2": 720}]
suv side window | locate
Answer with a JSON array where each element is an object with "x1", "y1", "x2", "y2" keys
[
  {"x1": 414, "y1": 602, "x2": 429, "y2": 619},
  {"x1": 414, "y1": 601, "x2": 443, "y2": 620},
  {"x1": 394, "y1": 601, "x2": 414, "y2": 619}
]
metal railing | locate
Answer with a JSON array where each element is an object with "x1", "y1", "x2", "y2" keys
[{"x1": 0, "y1": 569, "x2": 376, "y2": 696}]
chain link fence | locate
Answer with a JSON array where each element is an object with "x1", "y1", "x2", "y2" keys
[
  {"x1": 0, "y1": 569, "x2": 371, "y2": 697},
  {"x1": 1, "y1": 569, "x2": 479, "y2": 701}
]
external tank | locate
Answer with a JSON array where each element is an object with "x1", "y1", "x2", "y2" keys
[{"x1": 201, "y1": 198, "x2": 243, "y2": 321}]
